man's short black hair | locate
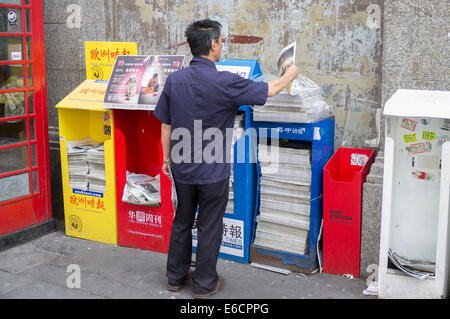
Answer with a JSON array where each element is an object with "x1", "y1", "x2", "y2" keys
[{"x1": 185, "y1": 19, "x2": 222, "y2": 57}]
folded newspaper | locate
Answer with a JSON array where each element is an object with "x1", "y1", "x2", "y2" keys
[
  {"x1": 122, "y1": 170, "x2": 178, "y2": 212},
  {"x1": 277, "y1": 42, "x2": 296, "y2": 94},
  {"x1": 122, "y1": 171, "x2": 161, "y2": 206},
  {"x1": 388, "y1": 248, "x2": 435, "y2": 280},
  {"x1": 169, "y1": 167, "x2": 178, "y2": 214}
]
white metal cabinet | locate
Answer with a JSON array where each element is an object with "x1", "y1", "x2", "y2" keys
[{"x1": 379, "y1": 89, "x2": 450, "y2": 299}]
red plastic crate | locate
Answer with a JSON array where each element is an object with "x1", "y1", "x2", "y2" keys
[{"x1": 323, "y1": 148, "x2": 376, "y2": 278}]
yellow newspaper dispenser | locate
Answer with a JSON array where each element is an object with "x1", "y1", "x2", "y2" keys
[{"x1": 56, "y1": 79, "x2": 117, "y2": 245}]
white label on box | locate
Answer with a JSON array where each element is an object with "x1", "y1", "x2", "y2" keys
[
  {"x1": 11, "y1": 51, "x2": 22, "y2": 61},
  {"x1": 313, "y1": 127, "x2": 321, "y2": 140},
  {"x1": 216, "y1": 65, "x2": 251, "y2": 79},
  {"x1": 351, "y1": 153, "x2": 369, "y2": 166},
  {"x1": 415, "y1": 155, "x2": 440, "y2": 170},
  {"x1": 193, "y1": 217, "x2": 244, "y2": 257}
]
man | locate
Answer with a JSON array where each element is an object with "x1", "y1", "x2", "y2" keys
[{"x1": 154, "y1": 19, "x2": 299, "y2": 298}]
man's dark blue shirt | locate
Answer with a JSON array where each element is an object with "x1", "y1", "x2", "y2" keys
[{"x1": 154, "y1": 56, "x2": 268, "y2": 184}]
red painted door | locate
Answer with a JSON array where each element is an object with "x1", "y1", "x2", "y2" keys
[{"x1": 0, "y1": 0, "x2": 52, "y2": 235}]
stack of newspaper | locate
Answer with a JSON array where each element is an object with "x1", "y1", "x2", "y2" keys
[
  {"x1": 66, "y1": 139, "x2": 98, "y2": 191},
  {"x1": 122, "y1": 172, "x2": 161, "y2": 206},
  {"x1": 87, "y1": 143, "x2": 106, "y2": 193},
  {"x1": 254, "y1": 141, "x2": 312, "y2": 255},
  {"x1": 227, "y1": 114, "x2": 245, "y2": 214},
  {"x1": 253, "y1": 74, "x2": 331, "y2": 123}
]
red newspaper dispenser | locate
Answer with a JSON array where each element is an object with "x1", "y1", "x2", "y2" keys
[
  {"x1": 323, "y1": 148, "x2": 375, "y2": 278},
  {"x1": 102, "y1": 55, "x2": 184, "y2": 253},
  {"x1": 113, "y1": 110, "x2": 173, "y2": 252}
]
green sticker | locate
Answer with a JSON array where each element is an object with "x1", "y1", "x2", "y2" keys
[
  {"x1": 404, "y1": 133, "x2": 418, "y2": 143},
  {"x1": 422, "y1": 131, "x2": 436, "y2": 141}
]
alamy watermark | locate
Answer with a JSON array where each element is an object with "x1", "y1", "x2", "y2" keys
[
  {"x1": 66, "y1": 4, "x2": 81, "y2": 29},
  {"x1": 66, "y1": 264, "x2": 81, "y2": 289},
  {"x1": 169, "y1": 120, "x2": 280, "y2": 173}
]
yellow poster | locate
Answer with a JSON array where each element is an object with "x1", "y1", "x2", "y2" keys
[{"x1": 84, "y1": 41, "x2": 138, "y2": 80}]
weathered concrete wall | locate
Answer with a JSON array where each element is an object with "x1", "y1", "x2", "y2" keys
[
  {"x1": 112, "y1": 0, "x2": 383, "y2": 146},
  {"x1": 382, "y1": 0, "x2": 450, "y2": 107}
]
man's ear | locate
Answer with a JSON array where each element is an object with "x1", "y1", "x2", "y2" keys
[{"x1": 211, "y1": 39, "x2": 218, "y2": 50}]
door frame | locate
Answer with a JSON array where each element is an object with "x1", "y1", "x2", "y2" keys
[{"x1": 0, "y1": 0, "x2": 52, "y2": 236}]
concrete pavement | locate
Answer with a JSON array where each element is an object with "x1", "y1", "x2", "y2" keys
[{"x1": 0, "y1": 229, "x2": 375, "y2": 299}]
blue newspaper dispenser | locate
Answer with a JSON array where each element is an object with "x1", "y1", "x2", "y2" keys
[
  {"x1": 192, "y1": 59, "x2": 262, "y2": 263},
  {"x1": 251, "y1": 117, "x2": 335, "y2": 273}
]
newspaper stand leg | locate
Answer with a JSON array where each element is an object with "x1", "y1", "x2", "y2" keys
[
  {"x1": 114, "y1": 109, "x2": 174, "y2": 253},
  {"x1": 250, "y1": 117, "x2": 335, "y2": 273}
]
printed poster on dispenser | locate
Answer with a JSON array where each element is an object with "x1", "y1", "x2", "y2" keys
[
  {"x1": 103, "y1": 55, "x2": 185, "y2": 110},
  {"x1": 84, "y1": 41, "x2": 138, "y2": 80},
  {"x1": 192, "y1": 216, "x2": 244, "y2": 258}
]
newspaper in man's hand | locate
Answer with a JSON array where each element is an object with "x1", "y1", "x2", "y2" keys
[{"x1": 277, "y1": 42, "x2": 296, "y2": 94}]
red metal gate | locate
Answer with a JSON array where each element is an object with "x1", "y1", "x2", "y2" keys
[{"x1": 0, "y1": 0, "x2": 52, "y2": 235}]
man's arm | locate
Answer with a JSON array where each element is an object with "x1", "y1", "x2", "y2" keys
[
  {"x1": 161, "y1": 123, "x2": 171, "y2": 178},
  {"x1": 226, "y1": 64, "x2": 299, "y2": 107},
  {"x1": 267, "y1": 64, "x2": 299, "y2": 97}
]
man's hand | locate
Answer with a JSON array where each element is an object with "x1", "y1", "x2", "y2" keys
[
  {"x1": 161, "y1": 123, "x2": 172, "y2": 180},
  {"x1": 267, "y1": 64, "x2": 300, "y2": 97},
  {"x1": 284, "y1": 64, "x2": 299, "y2": 81},
  {"x1": 162, "y1": 162, "x2": 171, "y2": 180}
]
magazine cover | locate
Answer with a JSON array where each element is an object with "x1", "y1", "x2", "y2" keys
[
  {"x1": 277, "y1": 42, "x2": 296, "y2": 94},
  {"x1": 103, "y1": 55, "x2": 150, "y2": 108},
  {"x1": 138, "y1": 55, "x2": 185, "y2": 106},
  {"x1": 103, "y1": 55, "x2": 184, "y2": 110}
]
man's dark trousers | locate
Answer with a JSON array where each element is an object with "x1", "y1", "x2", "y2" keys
[{"x1": 166, "y1": 178, "x2": 229, "y2": 293}]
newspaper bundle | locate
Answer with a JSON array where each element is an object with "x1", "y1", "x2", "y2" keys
[
  {"x1": 66, "y1": 139, "x2": 106, "y2": 192},
  {"x1": 254, "y1": 141, "x2": 312, "y2": 255},
  {"x1": 87, "y1": 143, "x2": 106, "y2": 193},
  {"x1": 122, "y1": 171, "x2": 161, "y2": 206},
  {"x1": 253, "y1": 42, "x2": 332, "y2": 123},
  {"x1": 253, "y1": 74, "x2": 331, "y2": 123}
]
